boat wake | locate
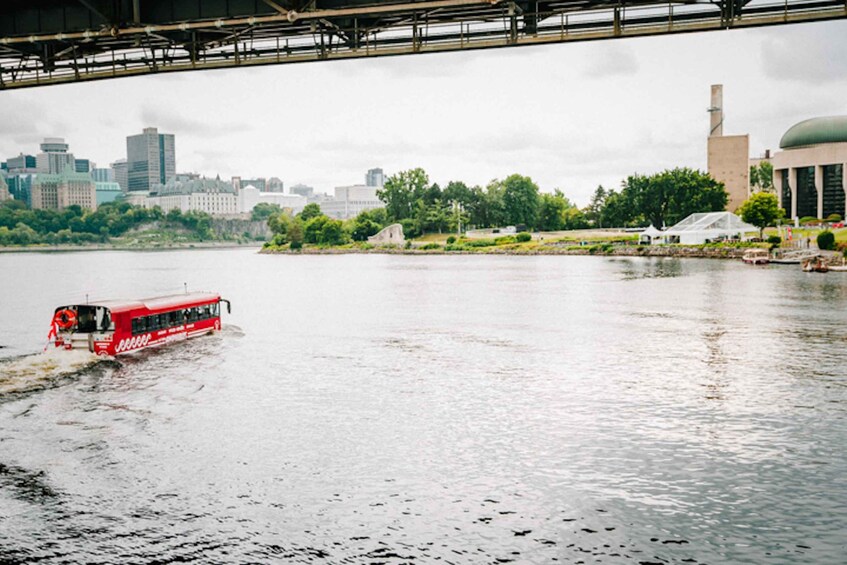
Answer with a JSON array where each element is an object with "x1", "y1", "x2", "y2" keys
[{"x1": 0, "y1": 349, "x2": 113, "y2": 398}]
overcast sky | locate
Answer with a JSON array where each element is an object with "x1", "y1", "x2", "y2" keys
[{"x1": 1, "y1": 19, "x2": 846, "y2": 205}]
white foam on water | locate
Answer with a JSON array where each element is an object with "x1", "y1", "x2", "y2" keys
[{"x1": 0, "y1": 349, "x2": 103, "y2": 396}]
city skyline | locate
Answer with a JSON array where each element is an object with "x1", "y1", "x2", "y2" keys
[{"x1": 1, "y1": 20, "x2": 845, "y2": 205}]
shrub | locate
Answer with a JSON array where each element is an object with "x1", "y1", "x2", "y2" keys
[
  {"x1": 767, "y1": 235, "x2": 781, "y2": 247},
  {"x1": 799, "y1": 216, "x2": 820, "y2": 226},
  {"x1": 826, "y1": 213, "x2": 842, "y2": 223},
  {"x1": 290, "y1": 240, "x2": 303, "y2": 250},
  {"x1": 421, "y1": 242, "x2": 441, "y2": 250},
  {"x1": 446, "y1": 235, "x2": 456, "y2": 244},
  {"x1": 817, "y1": 230, "x2": 836, "y2": 251},
  {"x1": 494, "y1": 235, "x2": 517, "y2": 245},
  {"x1": 516, "y1": 232, "x2": 532, "y2": 243},
  {"x1": 464, "y1": 238, "x2": 497, "y2": 248},
  {"x1": 405, "y1": 240, "x2": 412, "y2": 249}
]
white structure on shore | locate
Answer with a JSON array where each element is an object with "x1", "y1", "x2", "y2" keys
[
  {"x1": 662, "y1": 212, "x2": 756, "y2": 245},
  {"x1": 321, "y1": 184, "x2": 383, "y2": 219},
  {"x1": 238, "y1": 185, "x2": 306, "y2": 215}
]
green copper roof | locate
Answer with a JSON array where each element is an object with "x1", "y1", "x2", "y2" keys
[{"x1": 779, "y1": 116, "x2": 847, "y2": 149}]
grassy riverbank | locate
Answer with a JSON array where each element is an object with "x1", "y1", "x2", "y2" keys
[
  {"x1": 0, "y1": 240, "x2": 263, "y2": 253},
  {"x1": 261, "y1": 233, "x2": 766, "y2": 259}
]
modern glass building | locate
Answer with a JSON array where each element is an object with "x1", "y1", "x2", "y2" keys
[
  {"x1": 773, "y1": 116, "x2": 847, "y2": 220},
  {"x1": 126, "y1": 127, "x2": 176, "y2": 192},
  {"x1": 95, "y1": 181, "x2": 123, "y2": 205}
]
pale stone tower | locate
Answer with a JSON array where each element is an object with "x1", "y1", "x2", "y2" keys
[{"x1": 707, "y1": 85, "x2": 750, "y2": 212}]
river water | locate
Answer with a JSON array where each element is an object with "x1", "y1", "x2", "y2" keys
[{"x1": 0, "y1": 249, "x2": 845, "y2": 564}]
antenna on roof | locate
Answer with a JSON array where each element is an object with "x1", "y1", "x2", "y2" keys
[
  {"x1": 86, "y1": 294, "x2": 89, "y2": 304},
  {"x1": 184, "y1": 282, "x2": 188, "y2": 294}
]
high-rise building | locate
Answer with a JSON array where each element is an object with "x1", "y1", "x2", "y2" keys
[
  {"x1": 36, "y1": 137, "x2": 76, "y2": 174},
  {"x1": 126, "y1": 127, "x2": 175, "y2": 192},
  {"x1": 5, "y1": 174, "x2": 36, "y2": 207},
  {"x1": 267, "y1": 177, "x2": 284, "y2": 193},
  {"x1": 31, "y1": 165, "x2": 97, "y2": 211},
  {"x1": 241, "y1": 178, "x2": 266, "y2": 191},
  {"x1": 290, "y1": 183, "x2": 314, "y2": 198},
  {"x1": 6, "y1": 154, "x2": 37, "y2": 173},
  {"x1": 366, "y1": 168, "x2": 385, "y2": 187},
  {"x1": 75, "y1": 158, "x2": 94, "y2": 173},
  {"x1": 92, "y1": 167, "x2": 114, "y2": 183},
  {"x1": 111, "y1": 159, "x2": 128, "y2": 192}
]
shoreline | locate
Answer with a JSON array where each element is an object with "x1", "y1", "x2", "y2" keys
[
  {"x1": 259, "y1": 245, "x2": 753, "y2": 259},
  {"x1": 0, "y1": 241, "x2": 263, "y2": 253}
]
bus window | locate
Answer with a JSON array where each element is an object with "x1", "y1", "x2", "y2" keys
[
  {"x1": 169, "y1": 310, "x2": 179, "y2": 326},
  {"x1": 132, "y1": 318, "x2": 140, "y2": 335},
  {"x1": 212, "y1": 302, "x2": 220, "y2": 316},
  {"x1": 158, "y1": 314, "x2": 168, "y2": 329}
]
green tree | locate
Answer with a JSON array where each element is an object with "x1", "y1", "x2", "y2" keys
[
  {"x1": 251, "y1": 202, "x2": 282, "y2": 221},
  {"x1": 288, "y1": 217, "x2": 305, "y2": 249},
  {"x1": 621, "y1": 168, "x2": 727, "y2": 228},
  {"x1": 749, "y1": 161, "x2": 774, "y2": 193},
  {"x1": 502, "y1": 174, "x2": 540, "y2": 228},
  {"x1": 318, "y1": 218, "x2": 347, "y2": 246},
  {"x1": 351, "y1": 213, "x2": 381, "y2": 241},
  {"x1": 298, "y1": 203, "x2": 323, "y2": 222},
  {"x1": 304, "y1": 215, "x2": 330, "y2": 243},
  {"x1": 537, "y1": 190, "x2": 576, "y2": 231},
  {"x1": 584, "y1": 186, "x2": 608, "y2": 227},
  {"x1": 738, "y1": 192, "x2": 783, "y2": 238},
  {"x1": 377, "y1": 168, "x2": 429, "y2": 221},
  {"x1": 562, "y1": 207, "x2": 589, "y2": 230}
]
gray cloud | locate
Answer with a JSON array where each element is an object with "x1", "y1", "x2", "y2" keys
[
  {"x1": 761, "y1": 23, "x2": 847, "y2": 83},
  {"x1": 139, "y1": 106, "x2": 252, "y2": 137},
  {"x1": 583, "y1": 45, "x2": 638, "y2": 78}
]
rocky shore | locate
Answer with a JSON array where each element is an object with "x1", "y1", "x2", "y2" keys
[{"x1": 260, "y1": 244, "x2": 752, "y2": 259}]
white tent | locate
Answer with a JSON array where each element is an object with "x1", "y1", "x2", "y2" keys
[
  {"x1": 662, "y1": 212, "x2": 757, "y2": 245},
  {"x1": 638, "y1": 224, "x2": 664, "y2": 244}
]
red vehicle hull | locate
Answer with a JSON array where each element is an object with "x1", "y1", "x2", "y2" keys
[{"x1": 51, "y1": 292, "x2": 229, "y2": 356}]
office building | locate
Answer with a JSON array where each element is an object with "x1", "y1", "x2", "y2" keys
[
  {"x1": 6, "y1": 154, "x2": 37, "y2": 173},
  {"x1": 31, "y1": 165, "x2": 97, "y2": 211},
  {"x1": 290, "y1": 183, "x2": 315, "y2": 198},
  {"x1": 5, "y1": 174, "x2": 36, "y2": 207},
  {"x1": 365, "y1": 168, "x2": 385, "y2": 187},
  {"x1": 36, "y1": 137, "x2": 77, "y2": 174},
  {"x1": 238, "y1": 185, "x2": 306, "y2": 215},
  {"x1": 126, "y1": 127, "x2": 176, "y2": 192},
  {"x1": 111, "y1": 159, "x2": 128, "y2": 191},
  {"x1": 95, "y1": 182, "x2": 123, "y2": 206},
  {"x1": 240, "y1": 178, "x2": 266, "y2": 191},
  {"x1": 92, "y1": 168, "x2": 114, "y2": 183},
  {"x1": 321, "y1": 185, "x2": 383, "y2": 219},
  {"x1": 267, "y1": 177, "x2": 284, "y2": 193},
  {"x1": 75, "y1": 159, "x2": 94, "y2": 173}
]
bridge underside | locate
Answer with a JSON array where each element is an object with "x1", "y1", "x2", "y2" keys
[{"x1": 1, "y1": 0, "x2": 845, "y2": 90}]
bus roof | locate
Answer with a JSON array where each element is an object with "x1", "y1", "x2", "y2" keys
[{"x1": 72, "y1": 292, "x2": 221, "y2": 314}]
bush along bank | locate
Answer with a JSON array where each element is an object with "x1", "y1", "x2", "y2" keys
[{"x1": 261, "y1": 233, "x2": 761, "y2": 259}]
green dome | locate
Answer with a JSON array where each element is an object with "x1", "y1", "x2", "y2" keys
[{"x1": 779, "y1": 116, "x2": 847, "y2": 149}]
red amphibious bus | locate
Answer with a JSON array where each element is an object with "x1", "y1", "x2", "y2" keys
[{"x1": 49, "y1": 292, "x2": 231, "y2": 356}]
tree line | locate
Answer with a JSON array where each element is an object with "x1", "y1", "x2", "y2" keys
[
  {"x1": 378, "y1": 167, "x2": 728, "y2": 233},
  {"x1": 0, "y1": 200, "x2": 216, "y2": 245},
  {"x1": 264, "y1": 166, "x2": 730, "y2": 249}
]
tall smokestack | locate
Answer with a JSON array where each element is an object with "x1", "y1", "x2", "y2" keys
[{"x1": 709, "y1": 84, "x2": 723, "y2": 137}]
